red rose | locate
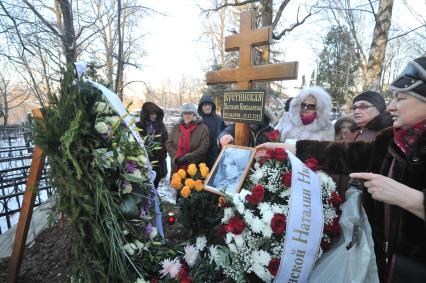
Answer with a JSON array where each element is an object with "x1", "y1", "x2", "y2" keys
[
  {"x1": 252, "y1": 185, "x2": 265, "y2": 202},
  {"x1": 178, "y1": 263, "x2": 189, "y2": 280},
  {"x1": 324, "y1": 220, "x2": 341, "y2": 236},
  {"x1": 281, "y1": 171, "x2": 292, "y2": 187},
  {"x1": 304, "y1": 157, "x2": 320, "y2": 171},
  {"x1": 245, "y1": 194, "x2": 259, "y2": 205},
  {"x1": 150, "y1": 279, "x2": 159, "y2": 283},
  {"x1": 267, "y1": 258, "x2": 281, "y2": 276},
  {"x1": 227, "y1": 216, "x2": 245, "y2": 235},
  {"x1": 267, "y1": 129, "x2": 281, "y2": 142},
  {"x1": 271, "y1": 213, "x2": 286, "y2": 235},
  {"x1": 180, "y1": 278, "x2": 192, "y2": 283},
  {"x1": 274, "y1": 147, "x2": 288, "y2": 161},
  {"x1": 330, "y1": 191, "x2": 343, "y2": 207}
]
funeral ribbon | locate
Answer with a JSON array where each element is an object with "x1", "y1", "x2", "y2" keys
[
  {"x1": 274, "y1": 152, "x2": 324, "y2": 283},
  {"x1": 74, "y1": 62, "x2": 165, "y2": 241}
]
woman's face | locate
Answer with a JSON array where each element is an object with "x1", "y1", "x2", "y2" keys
[
  {"x1": 388, "y1": 92, "x2": 426, "y2": 129},
  {"x1": 300, "y1": 96, "x2": 317, "y2": 115},
  {"x1": 352, "y1": 100, "x2": 380, "y2": 128},
  {"x1": 223, "y1": 156, "x2": 239, "y2": 180},
  {"x1": 340, "y1": 126, "x2": 356, "y2": 141},
  {"x1": 149, "y1": 112, "x2": 157, "y2": 122},
  {"x1": 182, "y1": 112, "x2": 194, "y2": 124}
]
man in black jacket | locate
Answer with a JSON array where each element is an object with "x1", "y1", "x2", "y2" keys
[{"x1": 198, "y1": 95, "x2": 226, "y2": 168}]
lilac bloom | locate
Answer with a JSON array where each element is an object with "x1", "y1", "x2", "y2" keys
[{"x1": 126, "y1": 160, "x2": 137, "y2": 173}]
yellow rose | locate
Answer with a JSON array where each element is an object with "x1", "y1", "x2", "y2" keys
[
  {"x1": 187, "y1": 164, "x2": 197, "y2": 177},
  {"x1": 194, "y1": 179, "x2": 203, "y2": 191},
  {"x1": 185, "y1": 178, "x2": 195, "y2": 188},
  {"x1": 177, "y1": 169, "x2": 187, "y2": 179},
  {"x1": 200, "y1": 166, "x2": 209, "y2": 178},
  {"x1": 181, "y1": 186, "x2": 191, "y2": 198},
  {"x1": 199, "y1": 163, "x2": 207, "y2": 169},
  {"x1": 171, "y1": 177, "x2": 182, "y2": 190}
]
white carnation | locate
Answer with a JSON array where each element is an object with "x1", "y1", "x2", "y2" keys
[{"x1": 195, "y1": 236, "x2": 207, "y2": 251}]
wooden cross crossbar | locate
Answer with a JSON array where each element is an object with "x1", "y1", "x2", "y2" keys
[{"x1": 206, "y1": 9, "x2": 298, "y2": 145}]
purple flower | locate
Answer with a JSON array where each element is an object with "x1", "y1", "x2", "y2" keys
[
  {"x1": 126, "y1": 160, "x2": 137, "y2": 173},
  {"x1": 145, "y1": 223, "x2": 153, "y2": 235}
]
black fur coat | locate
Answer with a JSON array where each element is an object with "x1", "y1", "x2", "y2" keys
[{"x1": 296, "y1": 127, "x2": 426, "y2": 279}]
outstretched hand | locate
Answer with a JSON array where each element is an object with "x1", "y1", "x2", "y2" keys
[
  {"x1": 350, "y1": 172, "x2": 425, "y2": 220},
  {"x1": 220, "y1": 134, "x2": 234, "y2": 147}
]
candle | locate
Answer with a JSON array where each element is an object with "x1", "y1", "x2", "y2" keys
[{"x1": 167, "y1": 212, "x2": 175, "y2": 225}]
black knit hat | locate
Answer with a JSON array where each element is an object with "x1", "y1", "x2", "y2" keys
[
  {"x1": 390, "y1": 57, "x2": 426, "y2": 102},
  {"x1": 352, "y1": 91, "x2": 386, "y2": 113}
]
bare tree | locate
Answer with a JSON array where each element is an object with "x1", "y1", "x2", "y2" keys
[{"x1": 0, "y1": 73, "x2": 31, "y2": 126}]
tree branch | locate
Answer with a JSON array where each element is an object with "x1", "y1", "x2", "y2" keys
[{"x1": 22, "y1": 0, "x2": 62, "y2": 39}]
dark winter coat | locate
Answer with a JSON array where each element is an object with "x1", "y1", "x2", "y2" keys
[
  {"x1": 135, "y1": 102, "x2": 168, "y2": 187},
  {"x1": 353, "y1": 111, "x2": 393, "y2": 142},
  {"x1": 332, "y1": 112, "x2": 394, "y2": 197},
  {"x1": 198, "y1": 95, "x2": 226, "y2": 168},
  {"x1": 295, "y1": 128, "x2": 426, "y2": 281},
  {"x1": 166, "y1": 116, "x2": 209, "y2": 175}
]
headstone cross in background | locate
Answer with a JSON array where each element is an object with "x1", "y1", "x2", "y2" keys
[{"x1": 207, "y1": 9, "x2": 298, "y2": 146}]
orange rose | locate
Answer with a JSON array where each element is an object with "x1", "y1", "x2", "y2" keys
[
  {"x1": 194, "y1": 179, "x2": 203, "y2": 191},
  {"x1": 187, "y1": 164, "x2": 197, "y2": 177},
  {"x1": 171, "y1": 177, "x2": 182, "y2": 190},
  {"x1": 185, "y1": 178, "x2": 195, "y2": 188},
  {"x1": 178, "y1": 169, "x2": 187, "y2": 179},
  {"x1": 181, "y1": 186, "x2": 191, "y2": 198},
  {"x1": 200, "y1": 166, "x2": 209, "y2": 178}
]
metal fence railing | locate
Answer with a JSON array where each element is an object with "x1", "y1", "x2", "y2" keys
[{"x1": 0, "y1": 126, "x2": 52, "y2": 234}]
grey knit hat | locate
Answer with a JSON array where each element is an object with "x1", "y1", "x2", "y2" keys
[
  {"x1": 352, "y1": 91, "x2": 386, "y2": 113},
  {"x1": 180, "y1": 103, "x2": 197, "y2": 115}
]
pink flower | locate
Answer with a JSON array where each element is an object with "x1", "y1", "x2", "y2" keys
[{"x1": 159, "y1": 258, "x2": 181, "y2": 278}]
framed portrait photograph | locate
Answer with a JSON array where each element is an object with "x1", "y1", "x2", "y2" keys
[{"x1": 204, "y1": 144, "x2": 256, "y2": 195}]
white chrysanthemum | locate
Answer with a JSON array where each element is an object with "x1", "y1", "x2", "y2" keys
[
  {"x1": 184, "y1": 244, "x2": 199, "y2": 267},
  {"x1": 252, "y1": 250, "x2": 271, "y2": 266},
  {"x1": 250, "y1": 167, "x2": 265, "y2": 183},
  {"x1": 279, "y1": 189, "x2": 290, "y2": 199},
  {"x1": 317, "y1": 171, "x2": 336, "y2": 193},
  {"x1": 209, "y1": 245, "x2": 219, "y2": 263},
  {"x1": 250, "y1": 217, "x2": 264, "y2": 233},
  {"x1": 159, "y1": 258, "x2": 181, "y2": 278},
  {"x1": 226, "y1": 233, "x2": 232, "y2": 244},
  {"x1": 222, "y1": 208, "x2": 234, "y2": 223},
  {"x1": 196, "y1": 236, "x2": 207, "y2": 251},
  {"x1": 228, "y1": 243, "x2": 237, "y2": 253},
  {"x1": 252, "y1": 264, "x2": 273, "y2": 282},
  {"x1": 233, "y1": 234, "x2": 244, "y2": 247},
  {"x1": 261, "y1": 225, "x2": 273, "y2": 238}
]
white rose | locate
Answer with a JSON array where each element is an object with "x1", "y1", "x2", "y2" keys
[
  {"x1": 122, "y1": 183, "x2": 132, "y2": 194},
  {"x1": 123, "y1": 243, "x2": 135, "y2": 255},
  {"x1": 95, "y1": 121, "x2": 109, "y2": 134},
  {"x1": 134, "y1": 240, "x2": 144, "y2": 250}
]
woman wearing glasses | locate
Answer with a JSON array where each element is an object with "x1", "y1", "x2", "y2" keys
[
  {"x1": 258, "y1": 57, "x2": 426, "y2": 282},
  {"x1": 351, "y1": 91, "x2": 393, "y2": 142},
  {"x1": 275, "y1": 86, "x2": 335, "y2": 142}
]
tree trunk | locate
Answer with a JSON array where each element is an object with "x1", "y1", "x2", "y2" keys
[
  {"x1": 58, "y1": 0, "x2": 76, "y2": 64},
  {"x1": 115, "y1": 0, "x2": 124, "y2": 101},
  {"x1": 364, "y1": 0, "x2": 394, "y2": 91}
]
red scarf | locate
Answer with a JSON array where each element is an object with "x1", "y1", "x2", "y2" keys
[
  {"x1": 176, "y1": 123, "x2": 198, "y2": 159},
  {"x1": 393, "y1": 119, "x2": 426, "y2": 156},
  {"x1": 300, "y1": 112, "x2": 317, "y2": 125}
]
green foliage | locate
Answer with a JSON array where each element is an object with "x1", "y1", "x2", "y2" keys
[
  {"x1": 33, "y1": 65, "x2": 174, "y2": 282},
  {"x1": 316, "y1": 26, "x2": 358, "y2": 107}
]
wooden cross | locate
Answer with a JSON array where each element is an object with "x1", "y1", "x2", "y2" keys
[
  {"x1": 7, "y1": 109, "x2": 46, "y2": 283},
  {"x1": 207, "y1": 9, "x2": 298, "y2": 146}
]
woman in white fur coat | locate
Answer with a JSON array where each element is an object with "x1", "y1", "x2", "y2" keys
[{"x1": 275, "y1": 86, "x2": 335, "y2": 142}]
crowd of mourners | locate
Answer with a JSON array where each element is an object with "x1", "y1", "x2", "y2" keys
[{"x1": 136, "y1": 57, "x2": 426, "y2": 282}]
